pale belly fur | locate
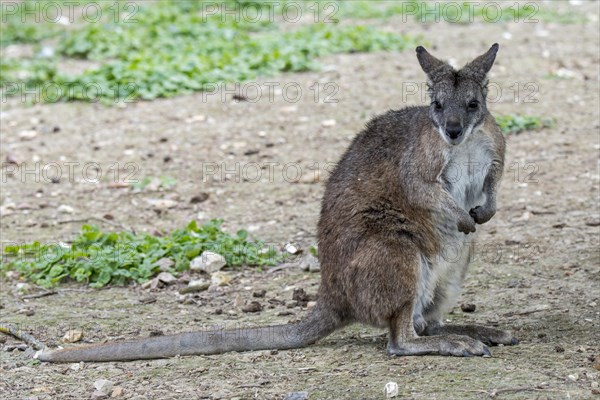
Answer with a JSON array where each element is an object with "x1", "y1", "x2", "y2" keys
[{"x1": 414, "y1": 130, "x2": 495, "y2": 329}]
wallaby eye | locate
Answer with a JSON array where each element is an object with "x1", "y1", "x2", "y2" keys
[
  {"x1": 467, "y1": 100, "x2": 479, "y2": 111},
  {"x1": 432, "y1": 101, "x2": 443, "y2": 111}
]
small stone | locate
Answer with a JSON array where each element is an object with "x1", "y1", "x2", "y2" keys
[
  {"x1": 111, "y1": 387, "x2": 124, "y2": 397},
  {"x1": 5, "y1": 153, "x2": 20, "y2": 165},
  {"x1": 138, "y1": 296, "x2": 157, "y2": 304},
  {"x1": 156, "y1": 272, "x2": 176, "y2": 284},
  {"x1": 300, "y1": 254, "x2": 320, "y2": 272},
  {"x1": 18, "y1": 130, "x2": 37, "y2": 140},
  {"x1": 190, "y1": 251, "x2": 227, "y2": 273},
  {"x1": 156, "y1": 258, "x2": 175, "y2": 271},
  {"x1": 384, "y1": 381, "x2": 399, "y2": 397},
  {"x1": 141, "y1": 278, "x2": 159, "y2": 290},
  {"x1": 234, "y1": 294, "x2": 244, "y2": 308},
  {"x1": 292, "y1": 288, "x2": 312, "y2": 306},
  {"x1": 286, "y1": 301, "x2": 298, "y2": 309},
  {"x1": 241, "y1": 301, "x2": 263, "y2": 313},
  {"x1": 94, "y1": 379, "x2": 114, "y2": 394},
  {"x1": 63, "y1": 329, "x2": 83, "y2": 343},
  {"x1": 16, "y1": 282, "x2": 32, "y2": 293},
  {"x1": 16, "y1": 308, "x2": 34, "y2": 316},
  {"x1": 306, "y1": 301, "x2": 317, "y2": 310},
  {"x1": 57, "y1": 204, "x2": 75, "y2": 214},
  {"x1": 210, "y1": 271, "x2": 232, "y2": 287},
  {"x1": 321, "y1": 119, "x2": 336, "y2": 127},
  {"x1": 253, "y1": 289, "x2": 267, "y2": 298},
  {"x1": 69, "y1": 363, "x2": 81, "y2": 371},
  {"x1": 461, "y1": 303, "x2": 476, "y2": 313},
  {"x1": 555, "y1": 345, "x2": 565, "y2": 353},
  {"x1": 299, "y1": 170, "x2": 321, "y2": 184},
  {"x1": 567, "y1": 374, "x2": 578, "y2": 381},
  {"x1": 92, "y1": 390, "x2": 109, "y2": 400},
  {"x1": 283, "y1": 392, "x2": 309, "y2": 400},
  {"x1": 190, "y1": 193, "x2": 209, "y2": 204},
  {"x1": 585, "y1": 217, "x2": 600, "y2": 227},
  {"x1": 179, "y1": 280, "x2": 210, "y2": 294},
  {"x1": 593, "y1": 355, "x2": 600, "y2": 370},
  {"x1": 185, "y1": 115, "x2": 206, "y2": 123},
  {"x1": 5, "y1": 344, "x2": 27, "y2": 351},
  {"x1": 284, "y1": 243, "x2": 300, "y2": 255},
  {"x1": 146, "y1": 199, "x2": 178, "y2": 210},
  {"x1": 280, "y1": 106, "x2": 298, "y2": 113}
]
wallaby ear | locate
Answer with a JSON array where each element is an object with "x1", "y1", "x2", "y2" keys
[
  {"x1": 461, "y1": 43, "x2": 499, "y2": 82},
  {"x1": 416, "y1": 46, "x2": 446, "y2": 77}
]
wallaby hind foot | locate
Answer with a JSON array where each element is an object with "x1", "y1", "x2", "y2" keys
[
  {"x1": 387, "y1": 313, "x2": 490, "y2": 357},
  {"x1": 388, "y1": 335, "x2": 491, "y2": 357},
  {"x1": 424, "y1": 324, "x2": 519, "y2": 346}
]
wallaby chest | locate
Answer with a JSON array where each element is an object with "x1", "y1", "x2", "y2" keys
[
  {"x1": 442, "y1": 129, "x2": 494, "y2": 212},
  {"x1": 413, "y1": 129, "x2": 496, "y2": 321}
]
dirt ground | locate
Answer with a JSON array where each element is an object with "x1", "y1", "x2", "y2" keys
[{"x1": 1, "y1": 3, "x2": 599, "y2": 400}]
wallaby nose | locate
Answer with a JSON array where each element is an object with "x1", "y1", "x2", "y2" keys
[{"x1": 445, "y1": 123, "x2": 463, "y2": 139}]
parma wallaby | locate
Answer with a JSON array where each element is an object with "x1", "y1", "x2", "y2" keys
[{"x1": 37, "y1": 43, "x2": 516, "y2": 363}]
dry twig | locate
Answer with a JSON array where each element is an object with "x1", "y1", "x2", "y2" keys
[
  {"x1": 0, "y1": 322, "x2": 47, "y2": 350},
  {"x1": 20, "y1": 290, "x2": 57, "y2": 300}
]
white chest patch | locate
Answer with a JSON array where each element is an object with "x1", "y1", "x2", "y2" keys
[
  {"x1": 413, "y1": 129, "x2": 495, "y2": 324},
  {"x1": 443, "y1": 131, "x2": 493, "y2": 211}
]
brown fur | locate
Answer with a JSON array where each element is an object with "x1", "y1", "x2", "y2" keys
[{"x1": 37, "y1": 44, "x2": 516, "y2": 363}]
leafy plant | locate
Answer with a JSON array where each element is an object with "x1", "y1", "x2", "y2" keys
[
  {"x1": 1, "y1": 220, "x2": 282, "y2": 288},
  {"x1": 2, "y1": 1, "x2": 419, "y2": 103},
  {"x1": 496, "y1": 114, "x2": 555, "y2": 135}
]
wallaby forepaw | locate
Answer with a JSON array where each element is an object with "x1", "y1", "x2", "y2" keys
[
  {"x1": 469, "y1": 206, "x2": 495, "y2": 225},
  {"x1": 457, "y1": 218, "x2": 476, "y2": 234}
]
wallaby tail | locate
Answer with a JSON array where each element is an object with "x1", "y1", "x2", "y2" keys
[{"x1": 36, "y1": 305, "x2": 341, "y2": 362}]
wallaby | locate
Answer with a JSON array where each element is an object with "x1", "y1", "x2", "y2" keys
[{"x1": 37, "y1": 43, "x2": 516, "y2": 362}]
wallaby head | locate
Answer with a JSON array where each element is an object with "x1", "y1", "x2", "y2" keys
[{"x1": 416, "y1": 43, "x2": 499, "y2": 146}]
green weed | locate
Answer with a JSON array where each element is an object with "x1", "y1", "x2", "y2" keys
[
  {"x1": 496, "y1": 114, "x2": 555, "y2": 135},
  {"x1": 1, "y1": 1, "x2": 419, "y2": 103},
  {"x1": 1, "y1": 220, "x2": 282, "y2": 288}
]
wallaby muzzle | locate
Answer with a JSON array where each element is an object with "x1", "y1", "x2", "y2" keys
[{"x1": 445, "y1": 120, "x2": 463, "y2": 140}]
